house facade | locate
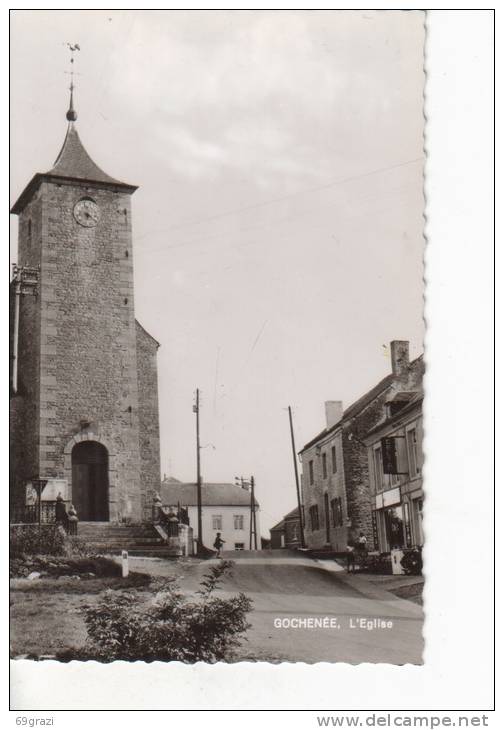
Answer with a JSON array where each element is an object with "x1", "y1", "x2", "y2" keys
[
  {"x1": 160, "y1": 478, "x2": 260, "y2": 551},
  {"x1": 363, "y1": 393, "x2": 424, "y2": 552},
  {"x1": 299, "y1": 341, "x2": 423, "y2": 552}
]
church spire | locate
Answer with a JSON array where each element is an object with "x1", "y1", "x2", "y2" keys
[
  {"x1": 10, "y1": 44, "x2": 137, "y2": 215},
  {"x1": 66, "y1": 81, "x2": 77, "y2": 122},
  {"x1": 65, "y1": 43, "x2": 80, "y2": 122}
]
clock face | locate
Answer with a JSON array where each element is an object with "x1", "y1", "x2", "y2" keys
[{"x1": 73, "y1": 198, "x2": 100, "y2": 227}]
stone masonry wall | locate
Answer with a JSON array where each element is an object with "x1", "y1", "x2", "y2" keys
[
  {"x1": 136, "y1": 321, "x2": 161, "y2": 518},
  {"x1": 10, "y1": 190, "x2": 44, "y2": 505},
  {"x1": 341, "y1": 359, "x2": 424, "y2": 546},
  {"x1": 13, "y1": 179, "x2": 144, "y2": 521}
]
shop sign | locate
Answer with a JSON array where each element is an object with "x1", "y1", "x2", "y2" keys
[
  {"x1": 375, "y1": 493, "x2": 384, "y2": 509},
  {"x1": 382, "y1": 487, "x2": 401, "y2": 507}
]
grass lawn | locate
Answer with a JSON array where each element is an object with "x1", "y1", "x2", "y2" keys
[
  {"x1": 10, "y1": 557, "x2": 210, "y2": 659},
  {"x1": 10, "y1": 573, "x2": 152, "y2": 657},
  {"x1": 10, "y1": 557, "x2": 286, "y2": 662}
]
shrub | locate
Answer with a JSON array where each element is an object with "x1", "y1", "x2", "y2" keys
[
  {"x1": 82, "y1": 560, "x2": 253, "y2": 662},
  {"x1": 62, "y1": 536, "x2": 93, "y2": 558},
  {"x1": 10, "y1": 524, "x2": 67, "y2": 558}
]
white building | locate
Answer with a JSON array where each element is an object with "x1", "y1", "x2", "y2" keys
[{"x1": 160, "y1": 477, "x2": 260, "y2": 551}]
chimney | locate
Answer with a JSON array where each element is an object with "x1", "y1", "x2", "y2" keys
[
  {"x1": 325, "y1": 401, "x2": 343, "y2": 429},
  {"x1": 390, "y1": 340, "x2": 410, "y2": 377}
]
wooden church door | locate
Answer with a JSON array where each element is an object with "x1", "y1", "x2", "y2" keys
[{"x1": 71, "y1": 441, "x2": 109, "y2": 521}]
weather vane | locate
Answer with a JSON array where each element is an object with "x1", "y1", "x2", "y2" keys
[{"x1": 64, "y1": 42, "x2": 80, "y2": 122}]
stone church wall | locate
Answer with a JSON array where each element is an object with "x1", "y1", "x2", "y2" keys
[
  {"x1": 10, "y1": 191, "x2": 44, "y2": 504},
  {"x1": 136, "y1": 321, "x2": 161, "y2": 519}
]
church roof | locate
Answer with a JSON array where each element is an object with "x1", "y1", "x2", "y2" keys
[
  {"x1": 11, "y1": 121, "x2": 137, "y2": 214},
  {"x1": 135, "y1": 319, "x2": 161, "y2": 349},
  {"x1": 48, "y1": 123, "x2": 127, "y2": 187}
]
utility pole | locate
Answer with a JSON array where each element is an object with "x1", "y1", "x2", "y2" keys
[
  {"x1": 288, "y1": 406, "x2": 306, "y2": 549},
  {"x1": 250, "y1": 475, "x2": 258, "y2": 550},
  {"x1": 236, "y1": 475, "x2": 258, "y2": 551},
  {"x1": 193, "y1": 388, "x2": 203, "y2": 553}
]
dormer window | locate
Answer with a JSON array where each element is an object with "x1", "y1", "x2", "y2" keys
[
  {"x1": 387, "y1": 401, "x2": 406, "y2": 418},
  {"x1": 386, "y1": 391, "x2": 416, "y2": 419}
]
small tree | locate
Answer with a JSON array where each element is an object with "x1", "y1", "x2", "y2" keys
[{"x1": 83, "y1": 560, "x2": 252, "y2": 662}]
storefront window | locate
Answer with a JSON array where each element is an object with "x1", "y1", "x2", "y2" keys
[
  {"x1": 413, "y1": 498, "x2": 424, "y2": 546},
  {"x1": 403, "y1": 501, "x2": 412, "y2": 547},
  {"x1": 384, "y1": 505, "x2": 405, "y2": 549}
]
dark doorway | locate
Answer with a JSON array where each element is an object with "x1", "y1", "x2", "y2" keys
[
  {"x1": 71, "y1": 441, "x2": 109, "y2": 521},
  {"x1": 324, "y1": 492, "x2": 331, "y2": 544}
]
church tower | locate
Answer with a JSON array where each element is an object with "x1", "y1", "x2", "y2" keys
[{"x1": 10, "y1": 79, "x2": 161, "y2": 523}]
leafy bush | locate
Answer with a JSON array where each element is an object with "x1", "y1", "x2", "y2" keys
[
  {"x1": 82, "y1": 560, "x2": 253, "y2": 662},
  {"x1": 400, "y1": 547, "x2": 423, "y2": 576},
  {"x1": 10, "y1": 525, "x2": 67, "y2": 558}
]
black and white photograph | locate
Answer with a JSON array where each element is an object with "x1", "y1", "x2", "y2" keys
[{"x1": 8, "y1": 7, "x2": 494, "y2": 715}]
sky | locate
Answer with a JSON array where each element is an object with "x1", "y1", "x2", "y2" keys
[{"x1": 10, "y1": 10, "x2": 425, "y2": 535}]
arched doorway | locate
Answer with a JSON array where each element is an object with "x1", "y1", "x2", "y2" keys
[{"x1": 71, "y1": 441, "x2": 109, "y2": 521}]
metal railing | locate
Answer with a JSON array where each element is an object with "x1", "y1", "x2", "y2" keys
[{"x1": 10, "y1": 500, "x2": 71, "y2": 526}]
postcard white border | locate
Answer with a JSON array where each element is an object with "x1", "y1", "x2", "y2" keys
[{"x1": 5, "y1": 4, "x2": 496, "y2": 715}]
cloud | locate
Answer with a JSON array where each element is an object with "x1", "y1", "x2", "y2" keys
[{"x1": 105, "y1": 11, "x2": 424, "y2": 187}]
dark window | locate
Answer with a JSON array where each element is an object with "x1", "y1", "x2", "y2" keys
[
  {"x1": 309, "y1": 505, "x2": 320, "y2": 531},
  {"x1": 27, "y1": 219, "x2": 32, "y2": 237},
  {"x1": 336, "y1": 498, "x2": 343, "y2": 526},
  {"x1": 309, "y1": 460, "x2": 314, "y2": 485},
  {"x1": 331, "y1": 497, "x2": 343, "y2": 527},
  {"x1": 322, "y1": 452, "x2": 327, "y2": 479},
  {"x1": 388, "y1": 401, "x2": 407, "y2": 417},
  {"x1": 324, "y1": 493, "x2": 330, "y2": 542},
  {"x1": 407, "y1": 427, "x2": 421, "y2": 476},
  {"x1": 331, "y1": 445, "x2": 337, "y2": 473}
]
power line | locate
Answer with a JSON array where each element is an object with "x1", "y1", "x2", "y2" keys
[
  {"x1": 134, "y1": 156, "x2": 423, "y2": 246},
  {"x1": 135, "y1": 171, "x2": 420, "y2": 258}
]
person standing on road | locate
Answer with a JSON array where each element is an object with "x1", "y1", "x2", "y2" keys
[
  {"x1": 346, "y1": 535, "x2": 356, "y2": 573},
  {"x1": 213, "y1": 532, "x2": 225, "y2": 558}
]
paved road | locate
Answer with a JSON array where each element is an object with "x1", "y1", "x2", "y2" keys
[{"x1": 132, "y1": 551, "x2": 424, "y2": 664}]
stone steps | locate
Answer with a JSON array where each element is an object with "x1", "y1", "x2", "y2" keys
[{"x1": 76, "y1": 521, "x2": 166, "y2": 551}]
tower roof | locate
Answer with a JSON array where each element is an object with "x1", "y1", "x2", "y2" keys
[
  {"x1": 11, "y1": 113, "x2": 137, "y2": 215},
  {"x1": 47, "y1": 122, "x2": 127, "y2": 187}
]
